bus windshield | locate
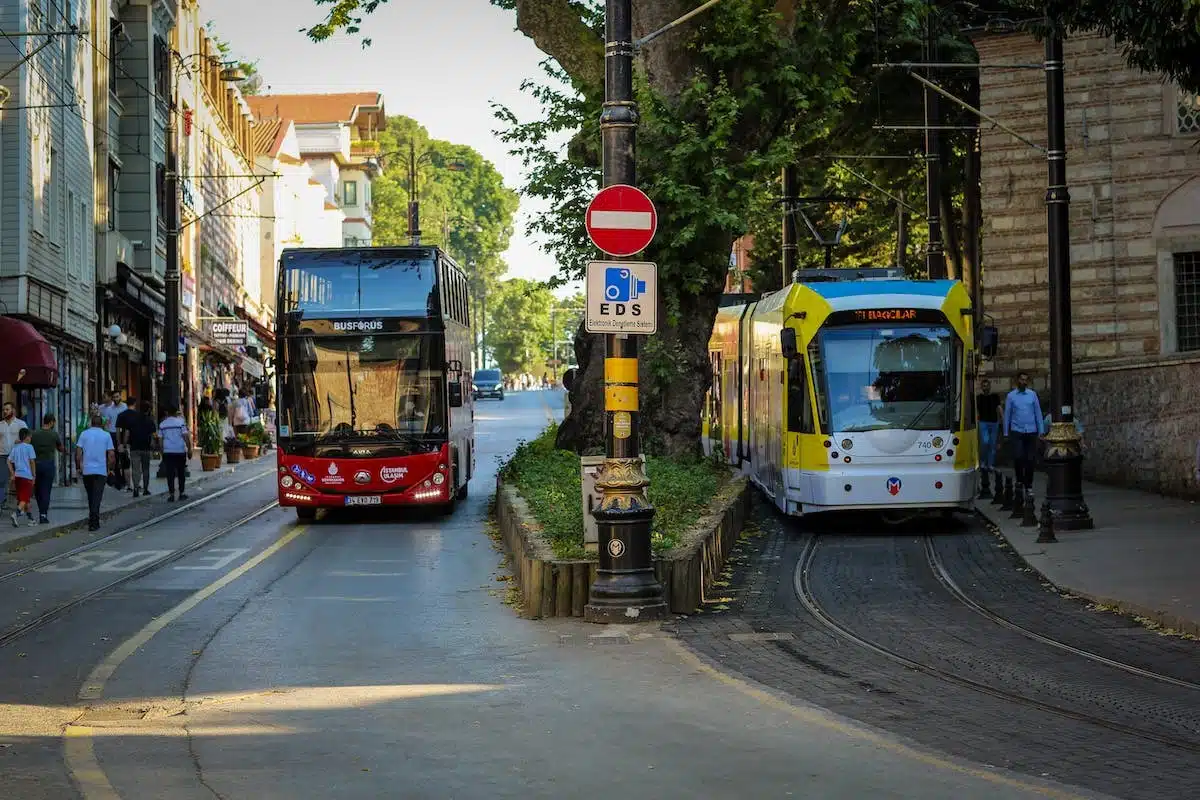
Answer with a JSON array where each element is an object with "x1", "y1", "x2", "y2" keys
[
  {"x1": 814, "y1": 324, "x2": 961, "y2": 433},
  {"x1": 281, "y1": 252, "x2": 437, "y2": 318},
  {"x1": 279, "y1": 334, "x2": 445, "y2": 439}
]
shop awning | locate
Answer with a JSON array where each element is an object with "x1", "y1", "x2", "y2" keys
[
  {"x1": 240, "y1": 356, "x2": 264, "y2": 378},
  {"x1": 0, "y1": 317, "x2": 58, "y2": 388}
]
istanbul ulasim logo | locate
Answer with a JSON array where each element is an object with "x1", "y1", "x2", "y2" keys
[
  {"x1": 380, "y1": 466, "x2": 409, "y2": 484},
  {"x1": 886, "y1": 476, "x2": 902, "y2": 496}
]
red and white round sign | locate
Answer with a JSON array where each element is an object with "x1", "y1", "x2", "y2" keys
[{"x1": 585, "y1": 184, "x2": 658, "y2": 257}]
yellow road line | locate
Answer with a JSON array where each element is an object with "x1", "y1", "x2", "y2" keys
[
  {"x1": 65, "y1": 525, "x2": 310, "y2": 799},
  {"x1": 662, "y1": 637, "x2": 1092, "y2": 800}
]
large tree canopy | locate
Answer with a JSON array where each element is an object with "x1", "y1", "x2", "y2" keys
[{"x1": 306, "y1": 0, "x2": 1200, "y2": 459}]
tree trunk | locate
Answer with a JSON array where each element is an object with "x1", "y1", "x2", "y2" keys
[
  {"x1": 639, "y1": 286, "x2": 723, "y2": 457},
  {"x1": 556, "y1": 325, "x2": 605, "y2": 455}
]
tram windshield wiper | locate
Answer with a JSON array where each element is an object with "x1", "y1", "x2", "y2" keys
[{"x1": 906, "y1": 392, "x2": 947, "y2": 431}]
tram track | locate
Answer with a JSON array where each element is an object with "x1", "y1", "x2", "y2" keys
[
  {"x1": 922, "y1": 536, "x2": 1200, "y2": 693},
  {"x1": 794, "y1": 534, "x2": 1200, "y2": 754},
  {"x1": 0, "y1": 470, "x2": 279, "y2": 649},
  {"x1": 0, "y1": 469, "x2": 271, "y2": 586}
]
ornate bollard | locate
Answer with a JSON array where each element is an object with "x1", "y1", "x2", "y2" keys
[
  {"x1": 1021, "y1": 487, "x2": 1038, "y2": 527},
  {"x1": 1009, "y1": 482, "x2": 1026, "y2": 519},
  {"x1": 978, "y1": 469, "x2": 992, "y2": 500},
  {"x1": 992, "y1": 474, "x2": 1007, "y2": 506},
  {"x1": 1036, "y1": 499, "x2": 1057, "y2": 543},
  {"x1": 999, "y1": 476, "x2": 1015, "y2": 510}
]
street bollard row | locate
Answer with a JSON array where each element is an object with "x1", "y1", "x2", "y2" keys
[{"x1": 981, "y1": 470, "x2": 1056, "y2": 542}]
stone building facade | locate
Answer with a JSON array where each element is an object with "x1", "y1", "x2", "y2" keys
[{"x1": 976, "y1": 31, "x2": 1200, "y2": 496}]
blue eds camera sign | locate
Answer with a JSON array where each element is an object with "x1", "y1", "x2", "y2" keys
[{"x1": 585, "y1": 261, "x2": 657, "y2": 334}]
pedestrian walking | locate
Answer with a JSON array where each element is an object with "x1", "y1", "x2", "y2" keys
[
  {"x1": 158, "y1": 406, "x2": 191, "y2": 502},
  {"x1": 1003, "y1": 372, "x2": 1045, "y2": 494},
  {"x1": 30, "y1": 413, "x2": 64, "y2": 524},
  {"x1": 76, "y1": 414, "x2": 115, "y2": 531},
  {"x1": 0, "y1": 401, "x2": 29, "y2": 512},
  {"x1": 975, "y1": 378, "x2": 1002, "y2": 478},
  {"x1": 7, "y1": 428, "x2": 36, "y2": 527},
  {"x1": 118, "y1": 401, "x2": 158, "y2": 497},
  {"x1": 100, "y1": 390, "x2": 127, "y2": 489}
]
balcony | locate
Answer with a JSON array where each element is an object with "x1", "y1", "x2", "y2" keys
[{"x1": 350, "y1": 139, "x2": 381, "y2": 158}]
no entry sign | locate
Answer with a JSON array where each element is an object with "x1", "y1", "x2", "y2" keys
[{"x1": 585, "y1": 184, "x2": 657, "y2": 257}]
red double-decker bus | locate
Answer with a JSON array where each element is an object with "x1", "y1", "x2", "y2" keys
[{"x1": 273, "y1": 246, "x2": 474, "y2": 519}]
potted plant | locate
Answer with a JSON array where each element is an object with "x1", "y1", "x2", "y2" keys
[
  {"x1": 238, "y1": 432, "x2": 260, "y2": 459},
  {"x1": 242, "y1": 421, "x2": 266, "y2": 458},
  {"x1": 198, "y1": 411, "x2": 223, "y2": 471},
  {"x1": 225, "y1": 434, "x2": 243, "y2": 463}
]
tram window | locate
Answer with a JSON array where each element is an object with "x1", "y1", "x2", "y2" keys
[{"x1": 787, "y1": 358, "x2": 815, "y2": 433}]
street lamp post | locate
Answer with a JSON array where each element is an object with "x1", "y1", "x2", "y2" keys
[
  {"x1": 584, "y1": 0, "x2": 668, "y2": 623},
  {"x1": 1040, "y1": 29, "x2": 1093, "y2": 531},
  {"x1": 377, "y1": 145, "x2": 465, "y2": 246}
]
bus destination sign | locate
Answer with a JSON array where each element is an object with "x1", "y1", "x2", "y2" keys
[{"x1": 852, "y1": 308, "x2": 919, "y2": 322}]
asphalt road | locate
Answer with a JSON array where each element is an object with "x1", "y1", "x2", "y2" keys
[{"x1": 1, "y1": 390, "x2": 1117, "y2": 799}]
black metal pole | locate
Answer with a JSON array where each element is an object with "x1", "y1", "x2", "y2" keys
[
  {"x1": 1041, "y1": 30, "x2": 1092, "y2": 530},
  {"x1": 896, "y1": 190, "x2": 908, "y2": 270},
  {"x1": 923, "y1": 7, "x2": 944, "y2": 279},
  {"x1": 781, "y1": 165, "x2": 798, "y2": 286},
  {"x1": 408, "y1": 141, "x2": 421, "y2": 245},
  {"x1": 164, "y1": 60, "x2": 181, "y2": 410},
  {"x1": 585, "y1": 0, "x2": 667, "y2": 623},
  {"x1": 966, "y1": 129, "x2": 982, "y2": 334}
]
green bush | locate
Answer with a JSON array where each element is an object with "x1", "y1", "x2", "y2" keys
[{"x1": 501, "y1": 425, "x2": 730, "y2": 559}]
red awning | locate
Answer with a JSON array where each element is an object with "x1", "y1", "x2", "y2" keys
[{"x1": 0, "y1": 317, "x2": 58, "y2": 389}]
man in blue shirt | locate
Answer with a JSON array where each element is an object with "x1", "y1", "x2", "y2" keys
[
  {"x1": 1003, "y1": 371, "x2": 1045, "y2": 492},
  {"x1": 76, "y1": 414, "x2": 115, "y2": 531}
]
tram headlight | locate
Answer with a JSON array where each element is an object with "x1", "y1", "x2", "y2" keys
[
  {"x1": 432, "y1": 472, "x2": 445, "y2": 485},
  {"x1": 840, "y1": 438, "x2": 853, "y2": 450}
]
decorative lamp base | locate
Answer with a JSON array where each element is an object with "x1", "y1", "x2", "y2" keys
[
  {"x1": 1041, "y1": 421, "x2": 1094, "y2": 531},
  {"x1": 584, "y1": 504, "x2": 667, "y2": 623}
]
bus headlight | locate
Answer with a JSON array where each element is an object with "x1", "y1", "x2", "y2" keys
[
  {"x1": 432, "y1": 472, "x2": 445, "y2": 485},
  {"x1": 281, "y1": 475, "x2": 294, "y2": 488}
]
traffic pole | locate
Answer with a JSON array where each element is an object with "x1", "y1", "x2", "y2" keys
[
  {"x1": 164, "y1": 56, "x2": 181, "y2": 411},
  {"x1": 584, "y1": 0, "x2": 667, "y2": 623},
  {"x1": 1041, "y1": 29, "x2": 1093, "y2": 530}
]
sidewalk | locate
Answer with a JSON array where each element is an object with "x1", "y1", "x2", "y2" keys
[
  {"x1": 0, "y1": 452, "x2": 275, "y2": 553},
  {"x1": 977, "y1": 470, "x2": 1200, "y2": 637}
]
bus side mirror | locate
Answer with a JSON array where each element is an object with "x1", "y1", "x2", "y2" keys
[
  {"x1": 780, "y1": 328, "x2": 798, "y2": 359},
  {"x1": 448, "y1": 381, "x2": 464, "y2": 408},
  {"x1": 980, "y1": 325, "x2": 999, "y2": 359}
]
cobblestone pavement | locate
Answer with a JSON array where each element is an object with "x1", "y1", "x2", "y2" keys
[{"x1": 667, "y1": 504, "x2": 1200, "y2": 800}]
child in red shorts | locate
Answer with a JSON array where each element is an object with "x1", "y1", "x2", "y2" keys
[{"x1": 7, "y1": 428, "x2": 36, "y2": 527}]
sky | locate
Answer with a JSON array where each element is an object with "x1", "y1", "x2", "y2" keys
[{"x1": 201, "y1": 0, "x2": 578, "y2": 294}]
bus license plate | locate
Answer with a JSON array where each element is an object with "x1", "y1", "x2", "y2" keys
[{"x1": 345, "y1": 496, "x2": 382, "y2": 506}]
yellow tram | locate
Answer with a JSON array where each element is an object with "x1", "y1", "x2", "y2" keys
[{"x1": 702, "y1": 269, "x2": 978, "y2": 519}]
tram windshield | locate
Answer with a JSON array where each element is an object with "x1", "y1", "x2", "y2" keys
[{"x1": 814, "y1": 324, "x2": 961, "y2": 433}]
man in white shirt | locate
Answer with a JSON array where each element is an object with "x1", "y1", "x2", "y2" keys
[
  {"x1": 0, "y1": 401, "x2": 29, "y2": 511},
  {"x1": 76, "y1": 414, "x2": 115, "y2": 531}
]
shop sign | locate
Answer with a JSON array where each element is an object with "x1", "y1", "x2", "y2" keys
[{"x1": 209, "y1": 320, "x2": 247, "y2": 346}]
